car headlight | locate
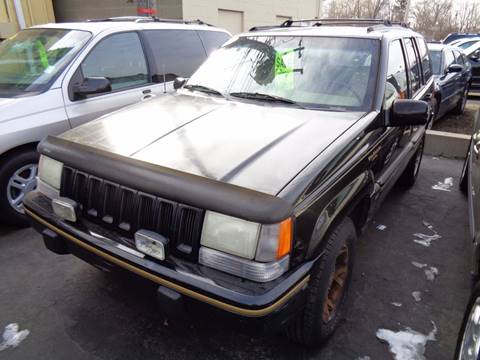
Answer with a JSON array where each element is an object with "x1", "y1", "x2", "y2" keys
[
  {"x1": 38, "y1": 155, "x2": 63, "y2": 190},
  {"x1": 199, "y1": 211, "x2": 292, "y2": 282}
]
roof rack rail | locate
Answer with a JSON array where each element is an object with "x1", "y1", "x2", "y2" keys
[
  {"x1": 249, "y1": 18, "x2": 408, "y2": 32},
  {"x1": 86, "y1": 16, "x2": 213, "y2": 26}
]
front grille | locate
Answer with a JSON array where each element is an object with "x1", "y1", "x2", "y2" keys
[{"x1": 60, "y1": 166, "x2": 204, "y2": 261}]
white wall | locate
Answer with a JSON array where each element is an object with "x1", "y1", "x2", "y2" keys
[{"x1": 181, "y1": 0, "x2": 319, "y2": 33}]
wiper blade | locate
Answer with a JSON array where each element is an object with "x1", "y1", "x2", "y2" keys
[
  {"x1": 229, "y1": 92, "x2": 304, "y2": 107},
  {"x1": 183, "y1": 84, "x2": 223, "y2": 96}
]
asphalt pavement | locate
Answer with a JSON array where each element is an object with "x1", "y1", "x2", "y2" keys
[{"x1": 0, "y1": 155, "x2": 471, "y2": 360}]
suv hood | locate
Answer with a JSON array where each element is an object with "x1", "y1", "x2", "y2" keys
[{"x1": 61, "y1": 93, "x2": 363, "y2": 195}]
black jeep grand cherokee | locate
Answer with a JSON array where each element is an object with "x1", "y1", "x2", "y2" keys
[{"x1": 25, "y1": 19, "x2": 434, "y2": 346}]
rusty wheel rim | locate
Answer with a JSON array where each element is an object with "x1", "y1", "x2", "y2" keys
[{"x1": 322, "y1": 244, "x2": 349, "y2": 323}]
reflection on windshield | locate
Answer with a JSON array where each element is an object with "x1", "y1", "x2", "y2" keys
[
  {"x1": 0, "y1": 28, "x2": 91, "y2": 97},
  {"x1": 187, "y1": 36, "x2": 380, "y2": 111}
]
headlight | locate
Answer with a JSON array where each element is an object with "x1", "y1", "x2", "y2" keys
[
  {"x1": 199, "y1": 211, "x2": 293, "y2": 282},
  {"x1": 38, "y1": 155, "x2": 63, "y2": 190},
  {"x1": 200, "y1": 211, "x2": 260, "y2": 259}
]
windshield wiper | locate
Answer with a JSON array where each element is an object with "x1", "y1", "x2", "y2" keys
[
  {"x1": 183, "y1": 84, "x2": 224, "y2": 97},
  {"x1": 229, "y1": 92, "x2": 304, "y2": 108}
]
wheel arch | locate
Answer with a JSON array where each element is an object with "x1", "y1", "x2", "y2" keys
[
  {"x1": 0, "y1": 142, "x2": 39, "y2": 168},
  {"x1": 304, "y1": 171, "x2": 374, "y2": 259}
]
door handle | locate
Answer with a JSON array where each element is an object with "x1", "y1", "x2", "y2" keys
[{"x1": 141, "y1": 93, "x2": 155, "y2": 101}]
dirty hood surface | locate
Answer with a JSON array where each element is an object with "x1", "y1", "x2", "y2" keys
[{"x1": 61, "y1": 93, "x2": 364, "y2": 195}]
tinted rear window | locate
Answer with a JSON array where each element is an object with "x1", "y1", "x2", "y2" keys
[
  {"x1": 143, "y1": 30, "x2": 207, "y2": 82},
  {"x1": 429, "y1": 50, "x2": 442, "y2": 74}
]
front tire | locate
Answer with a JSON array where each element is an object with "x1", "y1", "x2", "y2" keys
[
  {"x1": 397, "y1": 136, "x2": 425, "y2": 189},
  {"x1": 452, "y1": 85, "x2": 469, "y2": 115},
  {"x1": 0, "y1": 149, "x2": 39, "y2": 227},
  {"x1": 286, "y1": 217, "x2": 356, "y2": 346}
]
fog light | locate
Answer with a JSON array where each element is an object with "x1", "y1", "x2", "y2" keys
[
  {"x1": 135, "y1": 230, "x2": 169, "y2": 261},
  {"x1": 52, "y1": 197, "x2": 78, "y2": 222}
]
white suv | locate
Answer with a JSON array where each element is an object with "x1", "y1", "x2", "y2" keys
[{"x1": 0, "y1": 17, "x2": 230, "y2": 226}]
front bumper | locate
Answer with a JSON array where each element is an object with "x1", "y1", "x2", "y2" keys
[{"x1": 24, "y1": 191, "x2": 316, "y2": 327}]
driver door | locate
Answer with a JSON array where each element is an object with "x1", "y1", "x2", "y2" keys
[{"x1": 64, "y1": 31, "x2": 155, "y2": 128}]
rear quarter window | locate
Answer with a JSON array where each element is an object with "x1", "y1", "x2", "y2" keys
[
  {"x1": 197, "y1": 31, "x2": 231, "y2": 55},
  {"x1": 143, "y1": 30, "x2": 207, "y2": 83}
]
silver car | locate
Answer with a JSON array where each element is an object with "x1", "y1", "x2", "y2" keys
[{"x1": 0, "y1": 17, "x2": 230, "y2": 226}]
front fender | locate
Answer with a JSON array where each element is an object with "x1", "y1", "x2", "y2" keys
[{"x1": 305, "y1": 171, "x2": 374, "y2": 259}]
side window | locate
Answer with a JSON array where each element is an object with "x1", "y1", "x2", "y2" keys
[
  {"x1": 385, "y1": 40, "x2": 408, "y2": 109},
  {"x1": 415, "y1": 38, "x2": 432, "y2": 82},
  {"x1": 143, "y1": 30, "x2": 207, "y2": 83},
  {"x1": 81, "y1": 32, "x2": 148, "y2": 91},
  {"x1": 197, "y1": 30, "x2": 231, "y2": 55},
  {"x1": 454, "y1": 51, "x2": 464, "y2": 64},
  {"x1": 403, "y1": 38, "x2": 421, "y2": 94},
  {"x1": 444, "y1": 50, "x2": 455, "y2": 71}
]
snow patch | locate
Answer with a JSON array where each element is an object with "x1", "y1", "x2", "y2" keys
[
  {"x1": 413, "y1": 233, "x2": 441, "y2": 247},
  {"x1": 411, "y1": 261, "x2": 439, "y2": 281},
  {"x1": 412, "y1": 291, "x2": 422, "y2": 302},
  {"x1": 412, "y1": 261, "x2": 427, "y2": 269},
  {"x1": 391, "y1": 302, "x2": 403, "y2": 307},
  {"x1": 0, "y1": 323, "x2": 29, "y2": 351},
  {"x1": 425, "y1": 267, "x2": 439, "y2": 281},
  {"x1": 432, "y1": 177, "x2": 453, "y2": 192},
  {"x1": 376, "y1": 322, "x2": 437, "y2": 360},
  {"x1": 376, "y1": 224, "x2": 387, "y2": 231},
  {"x1": 356, "y1": 357, "x2": 371, "y2": 360}
]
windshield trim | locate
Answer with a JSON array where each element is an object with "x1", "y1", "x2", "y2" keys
[{"x1": 0, "y1": 28, "x2": 93, "y2": 98}]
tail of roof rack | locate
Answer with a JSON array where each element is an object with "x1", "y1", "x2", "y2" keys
[
  {"x1": 249, "y1": 18, "x2": 408, "y2": 32},
  {"x1": 86, "y1": 16, "x2": 213, "y2": 26}
]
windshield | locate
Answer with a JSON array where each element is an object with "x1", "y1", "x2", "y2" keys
[
  {"x1": 429, "y1": 50, "x2": 442, "y2": 75},
  {"x1": 186, "y1": 36, "x2": 380, "y2": 111},
  {"x1": 0, "y1": 28, "x2": 91, "y2": 97}
]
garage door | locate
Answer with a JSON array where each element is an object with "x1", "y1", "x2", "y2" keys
[{"x1": 218, "y1": 9, "x2": 243, "y2": 34}]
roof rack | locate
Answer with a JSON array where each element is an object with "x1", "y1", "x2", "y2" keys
[
  {"x1": 86, "y1": 16, "x2": 213, "y2": 26},
  {"x1": 249, "y1": 18, "x2": 408, "y2": 32}
]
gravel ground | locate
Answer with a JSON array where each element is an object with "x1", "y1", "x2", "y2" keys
[{"x1": 0, "y1": 156, "x2": 471, "y2": 360}]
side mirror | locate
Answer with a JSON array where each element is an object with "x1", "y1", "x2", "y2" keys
[
  {"x1": 73, "y1": 77, "x2": 111, "y2": 99},
  {"x1": 446, "y1": 63, "x2": 463, "y2": 73},
  {"x1": 173, "y1": 77, "x2": 187, "y2": 90},
  {"x1": 389, "y1": 99, "x2": 429, "y2": 127}
]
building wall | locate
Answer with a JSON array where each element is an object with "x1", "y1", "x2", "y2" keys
[
  {"x1": 52, "y1": 0, "x2": 320, "y2": 33},
  {"x1": 53, "y1": 0, "x2": 138, "y2": 22},
  {"x1": 0, "y1": 0, "x2": 55, "y2": 38},
  {"x1": 179, "y1": 0, "x2": 320, "y2": 34}
]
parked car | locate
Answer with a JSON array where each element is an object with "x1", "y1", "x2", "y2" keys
[
  {"x1": 462, "y1": 42, "x2": 480, "y2": 92},
  {"x1": 24, "y1": 19, "x2": 433, "y2": 346},
  {"x1": 443, "y1": 32, "x2": 480, "y2": 44},
  {"x1": 452, "y1": 37, "x2": 480, "y2": 50},
  {"x1": 457, "y1": 111, "x2": 480, "y2": 359},
  {"x1": 0, "y1": 17, "x2": 230, "y2": 227},
  {"x1": 427, "y1": 43, "x2": 471, "y2": 123}
]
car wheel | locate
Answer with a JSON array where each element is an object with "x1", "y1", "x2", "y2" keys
[
  {"x1": 398, "y1": 136, "x2": 425, "y2": 189},
  {"x1": 453, "y1": 85, "x2": 469, "y2": 115},
  {"x1": 460, "y1": 149, "x2": 470, "y2": 196},
  {"x1": 454, "y1": 282, "x2": 480, "y2": 360},
  {"x1": 0, "y1": 149, "x2": 39, "y2": 227},
  {"x1": 286, "y1": 217, "x2": 356, "y2": 346}
]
